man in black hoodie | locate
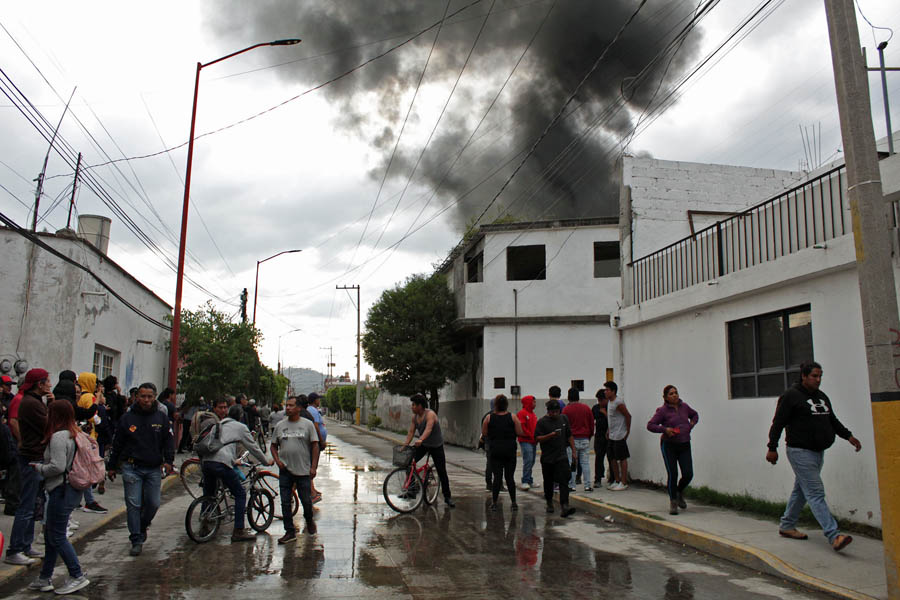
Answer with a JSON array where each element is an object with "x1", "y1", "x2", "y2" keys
[
  {"x1": 107, "y1": 382, "x2": 174, "y2": 557},
  {"x1": 766, "y1": 361, "x2": 861, "y2": 551}
]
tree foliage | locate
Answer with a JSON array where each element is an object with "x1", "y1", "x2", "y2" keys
[
  {"x1": 177, "y1": 302, "x2": 287, "y2": 406},
  {"x1": 362, "y1": 274, "x2": 465, "y2": 412},
  {"x1": 325, "y1": 386, "x2": 356, "y2": 418}
]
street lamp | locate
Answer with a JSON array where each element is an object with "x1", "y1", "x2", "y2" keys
[
  {"x1": 277, "y1": 328, "x2": 302, "y2": 375},
  {"x1": 253, "y1": 249, "x2": 302, "y2": 324},
  {"x1": 168, "y1": 38, "x2": 302, "y2": 392}
]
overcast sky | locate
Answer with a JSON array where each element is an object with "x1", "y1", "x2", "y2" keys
[{"x1": 1, "y1": 0, "x2": 898, "y2": 381}]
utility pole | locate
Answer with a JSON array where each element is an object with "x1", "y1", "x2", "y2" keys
[
  {"x1": 320, "y1": 346, "x2": 334, "y2": 386},
  {"x1": 240, "y1": 288, "x2": 248, "y2": 323},
  {"x1": 337, "y1": 284, "x2": 362, "y2": 425},
  {"x1": 65, "y1": 153, "x2": 81, "y2": 230},
  {"x1": 824, "y1": 1, "x2": 900, "y2": 594}
]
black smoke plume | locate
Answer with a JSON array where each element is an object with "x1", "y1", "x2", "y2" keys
[{"x1": 204, "y1": 0, "x2": 701, "y2": 229}]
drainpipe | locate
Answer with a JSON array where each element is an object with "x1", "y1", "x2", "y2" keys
[{"x1": 513, "y1": 289, "x2": 518, "y2": 388}]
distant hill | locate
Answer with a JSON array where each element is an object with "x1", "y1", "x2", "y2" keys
[{"x1": 282, "y1": 366, "x2": 326, "y2": 395}]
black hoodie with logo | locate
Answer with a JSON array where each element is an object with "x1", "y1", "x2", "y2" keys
[
  {"x1": 108, "y1": 402, "x2": 174, "y2": 468},
  {"x1": 767, "y1": 383, "x2": 852, "y2": 452}
]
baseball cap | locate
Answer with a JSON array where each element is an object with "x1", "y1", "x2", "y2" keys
[{"x1": 0, "y1": 375, "x2": 13, "y2": 385}]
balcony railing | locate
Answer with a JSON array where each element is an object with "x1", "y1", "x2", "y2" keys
[{"x1": 629, "y1": 164, "x2": 853, "y2": 304}]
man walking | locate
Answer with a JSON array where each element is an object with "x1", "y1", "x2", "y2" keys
[
  {"x1": 605, "y1": 381, "x2": 631, "y2": 490},
  {"x1": 516, "y1": 395, "x2": 537, "y2": 490},
  {"x1": 535, "y1": 400, "x2": 576, "y2": 517},
  {"x1": 563, "y1": 387, "x2": 594, "y2": 492},
  {"x1": 107, "y1": 382, "x2": 175, "y2": 556},
  {"x1": 271, "y1": 396, "x2": 320, "y2": 543},
  {"x1": 767, "y1": 361, "x2": 860, "y2": 551}
]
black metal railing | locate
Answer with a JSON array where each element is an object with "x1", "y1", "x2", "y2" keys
[{"x1": 629, "y1": 164, "x2": 852, "y2": 304}]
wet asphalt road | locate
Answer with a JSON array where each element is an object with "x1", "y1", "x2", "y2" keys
[{"x1": 1, "y1": 425, "x2": 828, "y2": 599}]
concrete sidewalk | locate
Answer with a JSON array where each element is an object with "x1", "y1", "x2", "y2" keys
[
  {"x1": 341, "y1": 420, "x2": 887, "y2": 600},
  {"x1": 0, "y1": 461, "x2": 186, "y2": 587}
]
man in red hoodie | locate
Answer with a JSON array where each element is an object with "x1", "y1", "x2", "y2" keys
[
  {"x1": 516, "y1": 395, "x2": 538, "y2": 490},
  {"x1": 562, "y1": 387, "x2": 595, "y2": 492}
]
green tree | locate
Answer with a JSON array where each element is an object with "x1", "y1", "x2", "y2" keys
[{"x1": 362, "y1": 273, "x2": 465, "y2": 413}]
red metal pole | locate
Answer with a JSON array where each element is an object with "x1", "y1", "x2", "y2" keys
[{"x1": 168, "y1": 61, "x2": 202, "y2": 392}]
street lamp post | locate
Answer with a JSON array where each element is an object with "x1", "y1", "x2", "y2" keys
[
  {"x1": 252, "y1": 249, "x2": 303, "y2": 325},
  {"x1": 168, "y1": 38, "x2": 302, "y2": 393},
  {"x1": 277, "y1": 328, "x2": 302, "y2": 375}
]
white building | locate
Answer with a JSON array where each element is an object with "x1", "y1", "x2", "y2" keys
[
  {"x1": 0, "y1": 218, "x2": 171, "y2": 390},
  {"x1": 615, "y1": 150, "x2": 900, "y2": 527},
  {"x1": 374, "y1": 217, "x2": 621, "y2": 446}
]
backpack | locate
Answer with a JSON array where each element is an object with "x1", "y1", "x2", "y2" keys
[
  {"x1": 194, "y1": 417, "x2": 235, "y2": 458},
  {"x1": 68, "y1": 430, "x2": 106, "y2": 490}
]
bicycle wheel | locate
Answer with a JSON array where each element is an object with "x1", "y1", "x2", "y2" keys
[
  {"x1": 247, "y1": 489, "x2": 275, "y2": 532},
  {"x1": 257, "y1": 471, "x2": 299, "y2": 519},
  {"x1": 180, "y1": 458, "x2": 203, "y2": 498},
  {"x1": 423, "y1": 467, "x2": 441, "y2": 506},
  {"x1": 383, "y1": 467, "x2": 424, "y2": 513},
  {"x1": 185, "y1": 494, "x2": 223, "y2": 543}
]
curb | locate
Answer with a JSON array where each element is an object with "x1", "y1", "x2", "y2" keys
[
  {"x1": 342, "y1": 422, "x2": 874, "y2": 600},
  {"x1": 0, "y1": 472, "x2": 182, "y2": 589}
]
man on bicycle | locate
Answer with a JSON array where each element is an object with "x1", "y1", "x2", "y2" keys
[
  {"x1": 201, "y1": 403, "x2": 272, "y2": 542},
  {"x1": 403, "y1": 394, "x2": 454, "y2": 508}
]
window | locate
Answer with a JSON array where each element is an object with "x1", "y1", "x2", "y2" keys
[
  {"x1": 728, "y1": 305, "x2": 813, "y2": 398},
  {"x1": 493, "y1": 377, "x2": 505, "y2": 389},
  {"x1": 570, "y1": 379, "x2": 585, "y2": 392},
  {"x1": 466, "y1": 252, "x2": 483, "y2": 283},
  {"x1": 593, "y1": 242, "x2": 620, "y2": 277},
  {"x1": 92, "y1": 345, "x2": 119, "y2": 381},
  {"x1": 507, "y1": 245, "x2": 546, "y2": 281}
]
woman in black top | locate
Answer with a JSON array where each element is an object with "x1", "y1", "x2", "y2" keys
[{"x1": 482, "y1": 395, "x2": 525, "y2": 511}]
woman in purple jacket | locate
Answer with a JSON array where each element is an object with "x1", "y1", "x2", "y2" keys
[{"x1": 647, "y1": 385, "x2": 699, "y2": 515}]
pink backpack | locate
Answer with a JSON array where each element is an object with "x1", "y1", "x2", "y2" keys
[{"x1": 68, "y1": 430, "x2": 106, "y2": 490}]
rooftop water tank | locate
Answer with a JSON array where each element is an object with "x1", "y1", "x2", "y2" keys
[{"x1": 77, "y1": 214, "x2": 111, "y2": 255}]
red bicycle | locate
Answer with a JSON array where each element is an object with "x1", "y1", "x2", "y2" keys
[{"x1": 383, "y1": 445, "x2": 441, "y2": 513}]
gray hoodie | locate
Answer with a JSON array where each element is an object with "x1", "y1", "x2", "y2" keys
[
  {"x1": 35, "y1": 430, "x2": 76, "y2": 492},
  {"x1": 201, "y1": 418, "x2": 267, "y2": 466}
]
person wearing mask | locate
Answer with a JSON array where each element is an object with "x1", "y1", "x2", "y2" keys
[
  {"x1": 4, "y1": 368, "x2": 50, "y2": 565},
  {"x1": 107, "y1": 382, "x2": 175, "y2": 556},
  {"x1": 27, "y1": 400, "x2": 90, "y2": 594},
  {"x1": 201, "y1": 402, "x2": 273, "y2": 542},
  {"x1": 482, "y1": 394, "x2": 525, "y2": 511},
  {"x1": 516, "y1": 395, "x2": 538, "y2": 491},
  {"x1": 647, "y1": 385, "x2": 699, "y2": 515},
  {"x1": 563, "y1": 387, "x2": 595, "y2": 492}
]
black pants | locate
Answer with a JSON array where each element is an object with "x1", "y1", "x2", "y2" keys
[
  {"x1": 2, "y1": 458, "x2": 20, "y2": 514},
  {"x1": 415, "y1": 445, "x2": 452, "y2": 500},
  {"x1": 661, "y1": 441, "x2": 693, "y2": 500},
  {"x1": 489, "y1": 454, "x2": 516, "y2": 504},
  {"x1": 541, "y1": 460, "x2": 570, "y2": 506},
  {"x1": 594, "y1": 436, "x2": 611, "y2": 483},
  {"x1": 178, "y1": 419, "x2": 193, "y2": 452}
]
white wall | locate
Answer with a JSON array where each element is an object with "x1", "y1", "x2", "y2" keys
[
  {"x1": 464, "y1": 225, "x2": 620, "y2": 318},
  {"x1": 482, "y1": 323, "x2": 615, "y2": 400},
  {"x1": 0, "y1": 230, "x2": 171, "y2": 389},
  {"x1": 622, "y1": 156, "x2": 805, "y2": 261},
  {"x1": 617, "y1": 252, "x2": 882, "y2": 526}
]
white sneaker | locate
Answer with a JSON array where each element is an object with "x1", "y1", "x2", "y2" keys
[
  {"x1": 28, "y1": 577, "x2": 54, "y2": 592},
  {"x1": 614, "y1": 482, "x2": 629, "y2": 491},
  {"x1": 606, "y1": 482, "x2": 618, "y2": 490},
  {"x1": 54, "y1": 575, "x2": 89, "y2": 595},
  {"x1": 66, "y1": 528, "x2": 74, "y2": 538},
  {"x1": 68, "y1": 520, "x2": 79, "y2": 530},
  {"x1": 4, "y1": 552, "x2": 36, "y2": 565},
  {"x1": 520, "y1": 483, "x2": 531, "y2": 490},
  {"x1": 609, "y1": 482, "x2": 624, "y2": 491}
]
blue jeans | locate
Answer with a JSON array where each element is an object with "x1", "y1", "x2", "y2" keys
[
  {"x1": 8, "y1": 455, "x2": 41, "y2": 556},
  {"x1": 40, "y1": 484, "x2": 82, "y2": 579},
  {"x1": 519, "y1": 442, "x2": 536, "y2": 485},
  {"x1": 279, "y1": 471, "x2": 312, "y2": 533},
  {"x1": 121, "y1": 463, "x2": 162, "y2": 544},
  {"x1": 202, "y1": 461, "x2": 246, "y2": 530},
  {"x1": 568, "y1": 438, "x2": 591, "y2": 488},
  {"x1": 661, "y1": 441, "x2": 693, "y2": 499},
  {"x1": 780, "y1": 447, "x2": 840, "y2": 543}
]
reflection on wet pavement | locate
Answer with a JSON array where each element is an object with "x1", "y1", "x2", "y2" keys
[{"x1": 1, "y1": 429, "x2": 825, "y2": 599}]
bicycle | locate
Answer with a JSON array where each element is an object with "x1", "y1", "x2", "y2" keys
[
  {"x1": 181, "y1": 455, "x2": 299, "y2": 518},
  {"x1": 383, "y1": 445, "x2": 441, "y2": 513},
  {"x1": 180, "y1": 457, "x2": 202, "y2": 498},
  {"x1": 184, "y1": 452, "x2": 275, "y2": 543}
]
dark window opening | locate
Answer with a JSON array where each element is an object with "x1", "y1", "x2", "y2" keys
[
  {"x1": 727, "y1": 305, "x2": 813, "y2": 399},
  {"x1": 594, "y1": 242, "x2": 621, "y2": 278},
  {"x1": 466, "y1": 252, "x2": 483, "y2": 283},
  {"x1": 493, "y1": 377, "x2": 505, "y2": 389},
  {"x1": 571, "y1": 379, "x2": 585, "y2": 392},
  {"x1": 507, "y1": 245, "x2": 546, "y2": 281}
]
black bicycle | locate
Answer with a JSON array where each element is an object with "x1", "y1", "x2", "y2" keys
[{"x1": 184, "y1": 452, "x2": 275, "y2": 543}]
